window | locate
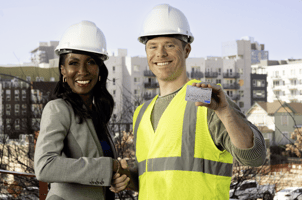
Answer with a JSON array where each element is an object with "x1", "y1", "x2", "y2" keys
[
  {"x1": 113, "y1": 90, "x2": 116, "y2": 96},
  {"x1": 216, "y1": 79, "x2": 221, "y2": 84},
  {"x1": 15, "y1": 90, "x2": 20, "y2": 101},
  {"x1": 6, "y1": 119, "x2": 11, "y2": 124},
  {"x1": 274, "y1": 91, "x2": 280, "y2": 96},
  {"x1": 283, "y1": 70, "x2": 285, "y2": 75},
  {"x1": 134, "y1": 77, "x2": 140, "y2": 83},
  {"x1": 15, "y1": 104, "x2": 20, "y2": 116},
  {"x1": 253, "y1": 90, "x2": 265, "y2": 98},
  {"x1": 113, "y1": 66, "x2": 115, "y2": 72},
  {"x1": 21, "y1": 118, "x2": 27, "y2": 129},
  {"x1": 253, "y1": 79, "x2": 265, "y2": 87},
  {"x1": 239, "y1": 102, "x2": 244, "y2": 108},
  {"x1": 36, "y1": 77, "x2": 40, "y2": 81},
  {"x1": 239, "y1": 90, "x2": 244, "y2": 97},
  {"x1": 113, "y1": 78, "x2": 115, "y2": 85},
  {"x1": 22, "y1": 90, "x2": 27, "y2": 101},
  {"x1": 26, "y1": 76, "x2": 31, "y2": 82},
  {"x1": 134, "y1": 89, "x2": 137, "y2": 95},
  {"x1": 227, "y1": 91, "x2": 233, "y2": 97},
  {"x1": 133, "y1": 65, "x2": 140, "y2": 72},
  {"x1": 15, "y1": 119, "x2": 20, "y2": 130},
  {"x1": 6, "y1": 90, "x2": 11, "y2": 101},
  {"x1": 291, "y1": 90, "x2": 297, "y2": 96},
  {"x1": 218, "y1": 68, "x2": 221, "y2": 75},
  {"x1": 291, "y1": 69, "x2": 295, "y2": 75},
  {"x1": 291, "y1": 79, "x2": 297, "y2": 85},
  {"x1": 50, "y1": 77, "x2": 55, "y2": 82},
  {"x1": 6, "y1": 110, "x2": 11, "y2": 116},
  {"x1": 281, "y1": 115, "x2": 288, "y2": 126},
  {"x1": 273, "y1": 80, "x2": 279, "y2": 86}
]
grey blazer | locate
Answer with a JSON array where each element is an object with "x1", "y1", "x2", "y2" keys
[{"x1": 34, "y1": 99, "x2": 116, "y2": 200}]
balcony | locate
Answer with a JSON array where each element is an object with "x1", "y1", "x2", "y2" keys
[
  {"x1": 144, "y1": 82, "x2": 159, "y2": 89},
  {"x1": 144, "y1": 70, "x2": 156, "y2": 77},
  {"x1": 229, "y1": 94, "x2": 241, "y2": 101},
  {"x1": 144, "y1": 93, "x2": 157, "y2": 100},
  {"x1": 190, "y1": 71, "x2": 204, "y2": 79},
  {"x1": 223, "y1": 72, "x2": 240, "y2": 78},
  {"x1": 223, "y1": 83, "x2": 240, "y2": 89},
  {"x1": 271, "y1": 75, "x2": 282, "y2": 80},
  {"x1": 205, "y1": 72, "x2": 218, "y2": 78}
]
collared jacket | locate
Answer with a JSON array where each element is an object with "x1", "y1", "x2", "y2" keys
[{"x1": 34, "y1": 99, "x2": 116, "y2": 200}]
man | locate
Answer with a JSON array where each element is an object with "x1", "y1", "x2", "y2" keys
[{"x1": 111, "y1": 4, "x2": 266, "y2": 200}]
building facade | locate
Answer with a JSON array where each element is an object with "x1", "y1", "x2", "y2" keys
[
  {"x1": 30, "y1": 41, "x2": 59, "y2": 65},
  {"x1": 250, "y1": 73, "x2": 267, "y2": 106},
  {"x1": 252, "y1": 59, "x2": 302, "y2": 103}
]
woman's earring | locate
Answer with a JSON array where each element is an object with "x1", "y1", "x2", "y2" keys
[
  {"x1": 99, "y1": 76, "x2": 101, "y2": 81},
  {"x1": 63, "y1": 77, "x2": 66, "y2": 82}
]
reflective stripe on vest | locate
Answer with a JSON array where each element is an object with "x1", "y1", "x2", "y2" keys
[{"x1": 133, "y1": 98, "x2": 232, "y2": 178}]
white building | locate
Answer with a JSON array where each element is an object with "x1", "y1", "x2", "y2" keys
[{"x1": 252, "y1": 59, "x2": 302, "y2": 103}]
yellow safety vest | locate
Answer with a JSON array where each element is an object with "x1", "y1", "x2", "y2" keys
[{"x1": 133, "y1": 80, "x2": 233, "y2": 200}]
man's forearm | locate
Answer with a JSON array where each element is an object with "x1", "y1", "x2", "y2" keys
[{"x1": 215, "y1": 105, "x2": 254, "y2": 149}]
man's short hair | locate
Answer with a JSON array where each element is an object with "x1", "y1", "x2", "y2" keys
[{"x1": 142, "y1": 34, "x2": 188, "y2": 49}]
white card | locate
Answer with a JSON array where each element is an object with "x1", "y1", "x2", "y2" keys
[{"x1": 185, "y1": 85, "x2": 212, "y2": 104}]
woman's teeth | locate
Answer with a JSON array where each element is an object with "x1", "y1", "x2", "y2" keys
[{"x1": 77, "y1": 80, "x2": 90, "y2": 84}]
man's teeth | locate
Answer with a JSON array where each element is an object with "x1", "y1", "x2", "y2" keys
[
  {"x1": 77, "y1": 80, "x2": 90, "y2": 84},
  {"x1": 157, "y1": 62, "x2": 170, "y2": 66}
]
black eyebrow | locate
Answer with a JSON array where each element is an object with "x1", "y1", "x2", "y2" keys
[{"x1": 68, "y1": 57, "x2": 80, "y2": 61}]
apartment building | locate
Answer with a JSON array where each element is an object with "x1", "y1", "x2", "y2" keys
[
  {"x1": 252, "y1": 59, "x2": 302, "y2": 103},
  {"x1": 0, "y1": 75, "x2": 56, "y2": 142},
  {"x1": 105, "y1": 49, "x2": 150, "y2": 122},
  {"x1": 0, "y1": 79, "x2": 31, "y2": 141},
  {"x1": 30, "y1": 41, "x2": 59, "y2": 65},
  {"x1": 220, "y1": 37, "x2": 251, "y2": 113}
]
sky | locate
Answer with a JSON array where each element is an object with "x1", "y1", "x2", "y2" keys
[{"x1": 0, "y1": 0, "x2": 301, "y2": 65}]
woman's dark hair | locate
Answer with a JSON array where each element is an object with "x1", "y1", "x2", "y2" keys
[{"x1": 53, "y1": 50, "x2": 114, "y2": 125}]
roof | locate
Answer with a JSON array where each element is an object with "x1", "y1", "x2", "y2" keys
[
  {"x1": 256, "y1": 101, "x2": 283, "y2": 115},
  {"x1": 287, "y1": 103, "x2": 302, "y2": 114},
  {"x1": 275, "y1": 102, "x2": 302, "y2": 114}
]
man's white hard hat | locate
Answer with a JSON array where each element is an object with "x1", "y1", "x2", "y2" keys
[
  {"x1": 138, "y1": 4, "x2": 194, "y2": 44},
  {"x1": 55, "y1": 20, "x2": 109, "y2": 61}
]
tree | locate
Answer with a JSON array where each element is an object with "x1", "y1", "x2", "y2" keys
[
  {"x1": 108, "y1": 88, "x2": 144, "y2": 200},
  {"x1": 286, "y1": 127, "x2": 302, "y2": 157}
]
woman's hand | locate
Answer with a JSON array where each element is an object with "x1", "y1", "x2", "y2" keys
[{"x1": 110, "y1": 159, "x2": 130, "y2": 193}]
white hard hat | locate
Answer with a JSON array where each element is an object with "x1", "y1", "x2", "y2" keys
[
  {"x1": 138, "y1": 4, "x2": 194, "y2": 44},
  {"x1": 55, "y1": 20, "x2": 109, "y2": 61}
]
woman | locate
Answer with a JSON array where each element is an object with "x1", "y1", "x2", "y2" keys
[{"x1": 34, "y1": 21, "x2": 129, "y2": 200}]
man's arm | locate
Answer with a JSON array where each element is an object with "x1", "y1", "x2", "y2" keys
[
  {"x1": 207, "y1": 97, "x2": 267, "y2": 167},
  {"x1": 192, "y1": 82, "x2": 266, "y2": 166}
]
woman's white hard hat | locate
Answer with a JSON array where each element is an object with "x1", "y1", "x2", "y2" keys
[
  {"x1": 55, "y1": 20, "x2": 109, "y2": 61},
  {"x1": 138, "y1": 4, "x2": 194, "y2": 44}
]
